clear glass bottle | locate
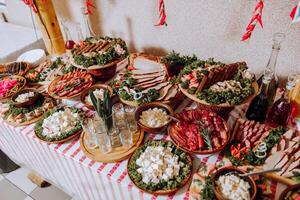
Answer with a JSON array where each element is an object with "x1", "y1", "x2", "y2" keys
[
  {"x1": 246, "y1": 75, "x2": 270, "y2": 123},
  {"x1": 257, "y1": 32, "x2": 285, "y2": 106},
  {"x1": 76, "y1": 22, "x2": 84, "y2": 42},
  {"x1": 60, "y1": 19, "x2": 75, "y2": 50},
  {"x1": 80, "y1": 7, "x2": 95, "y2": 38}
]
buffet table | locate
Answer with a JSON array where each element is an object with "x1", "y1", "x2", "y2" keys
[{"x1": 0, "y1": 98, "x2": 290, "y2": 200}]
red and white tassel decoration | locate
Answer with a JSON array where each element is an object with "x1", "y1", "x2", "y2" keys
[
  {"x1": 241, "y1": 0, "x2": 264, "y2": 41},
  {"x1": 85, "y1": 0, "x2": 95, "y2": 15},
  {"x1": 155, "y1": 0, "x2": 167, "y2": 26},
  {"x1": 22, "y1": 0, "x2": 46, "y2": 13}
]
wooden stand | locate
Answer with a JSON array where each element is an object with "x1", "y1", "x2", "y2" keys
[{"x1": 34, "y1": 0, "x2": 66, "y2": 55}]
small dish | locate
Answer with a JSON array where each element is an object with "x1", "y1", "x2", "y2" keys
[
  {"x1": 279, "y1": 184, "x2": 300, "y2": 200},
  {"x1": 212, "y1": 166, "x2": 257, "y2": 200},
  {"x1": 80, "y1": 84, "x2": 113, "y2": 110},
  {"x1": 135, "y1": 102, "x2": 174, "y2": 134},
  {"x1": 11, "y1": 88, "x2": 41, "y2": 108}
]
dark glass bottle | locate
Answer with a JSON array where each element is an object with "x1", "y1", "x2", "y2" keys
[
  {"x1": 246, "y1": 77, "x2": 270, "y2": 123},
  {"x1": 266, "y1": 88, "x2": 292, "y2": 127},
  {"x1": 257, "y1": 33, "x2": 285, "y2": 106}
]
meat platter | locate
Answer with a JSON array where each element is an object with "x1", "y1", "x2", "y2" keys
[
  {"x1": 48, "y1": 69, "x2": 94, "y2": 99},
  {"x1": 178, "y1": 59, "x2": 258, "y2": 113},
  {"x1": 111, "y1": 53, "x2": 182, "y2": 106},
  {"x1": 227, "y1": 119, "x2": 300, "y2": 186},
  {"x1": 168, "y1": 108, "x2": 229, "y2": 154}
]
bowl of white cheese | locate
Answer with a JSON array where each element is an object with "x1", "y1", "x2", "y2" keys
[
  {"x1": 12, "y1": 88, "x2": 42, "y2": 108},
  {"x1": 212, "y1": 166, "x2": 257, "y2": 200}
]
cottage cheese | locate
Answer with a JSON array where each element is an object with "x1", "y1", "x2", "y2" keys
[
  {"x1": 15, "y1": 92, "x2": 35, "y2": 103},
  {"x1": 216, "y1": 174, "x2": 251, "y2": 200},
  {"x1": 139, "y1": 108, "x2": 169, "y2": 128},
  {"x1": 114, "y1": 44, "x2": 126, "y2": 56},
  {"x1": 41, "y1": 108, "x2": 80, "y2": 138},
  {"x1": 210, "y1": 80, "x2": 242, "y2": 93},
  {"x1": 136, "y1": 146, "x2": 182, "y2": 184},
  {"x1": 85, "y1": 89, "x2": 105, "y2": 105}
]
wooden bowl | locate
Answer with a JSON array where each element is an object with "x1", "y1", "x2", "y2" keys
[
  {"x1": 0, "y1": 61, "x2": 30, "y2": 76},
  {"x1": 0, "y1": 75, "x2": 26, "y2": 102},
  {"x1": 127, "y1": 140, "x2": 193, "y2": 195},
  {"x1": 87, "y1": 62, "x2": 117, "y2": 81},
  {"x1": 80, "y1": 84, "x2": 113, "y2": 110},
  {"x1": 212, "y1": 166, "x2": 257, "y2": 200},
  {"x1": 279, "y1": 184, "x2": 300, "y2": 200},
  {"x1": 135, "y1": 102, "x2": 174, "y2": 134},
  {"x1": 11, "y1": 88, "x2": 42, "y2": 108}
]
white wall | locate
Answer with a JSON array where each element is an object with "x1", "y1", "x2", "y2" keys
[{"x1": 5, "y1": 0, "x2": 300, "y2": 77}]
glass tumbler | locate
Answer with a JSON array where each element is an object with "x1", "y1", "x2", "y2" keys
[
  {"x1": 117, "y1": 121, "x2": 133, "y2": 148},
  {"x1": 124, "y1": 105, "x2": 138, "y2": 136},
  {"x1": 112, "y1": 103, "x2": 125, "y2": 126},
  {"x1": 93, "y1": 116, "x2": 112, "y2": 153},
  {"x1": 81, "y1": 118, "x2": 98, "y2": 149},
  {"x1": 108, "y1": 127, "x2": 122, "y2": 148}
]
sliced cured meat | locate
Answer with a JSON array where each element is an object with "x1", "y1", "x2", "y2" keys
[
  {"x1": 157, "y1": 83, "x2": 173, "y2": 100},
  {"x1": 274, "y1": 154, "x2": 289, "y2": 169},
  {"x1": 263, "y1": 151, "x2": 285, "y2": 170},
  {"x1": 131, "y1": 71, "x2": 165, "y2": 79},
  {"x1": 163, "y1": 85, "x2": 178, "y2": 100},
  {"x1": 137, "y1": 80, "x2": 164, "y2": 89},
  {"x1": 134, "y1": 76, "x2": 166, "y2": 88},
  {"x1": 283, "y1": 168, "x2": 300, "y2": 177},
  {"x1": 132, "y1": 57, "x2": 165, "y2": 74},
  {"x1": 283, "y1": 129, "x2": 296, "y2": 140},
  {"x1": 135, "y1": 76, "x2": 157, "y2": 84},
  {"x1": 278, "y1": 156, "x2": 296, "y2": 176},
  {"x1": 142, "y1": 81, "x2": 169, "y2": 93},
  {"x1": 292, "y1": 136, "x2": 300, "y2": 143}
]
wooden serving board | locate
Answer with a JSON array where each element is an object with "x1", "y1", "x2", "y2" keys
[
  {"x1": 179, "y1": 82, "x2": 259, "y2": 108},
  {"x1": 4, "y1": 115, "x2": 43, "y2": 126},
  {"x1": 35, "y1": 129, "x2": 82, "y2": 144},
  {"x1": 254, "y1": 166, "x2": 298, "y2": 186},
  {"x1": 68, "y1": 52, "x2": 123, "y2": 70},
  {"x1": 47, "y1": 74, "x2": 93, "y2": 100},
  {"x1": 80, "y1": 129, "x2": 144, "y2": 163}
]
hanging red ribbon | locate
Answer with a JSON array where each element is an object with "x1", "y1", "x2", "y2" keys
[
  {"x1": 85, "y1": 0, "x2": 96, "y2": 15},
  {"x1": 155, "y1": 0, "x2": 167, "y2": 26},
  {"x1": 22, "y1": 0, "x2": 46, "y2": 13},
  {"x1": 290, "y1": 5, "x2": 297, "y2": 19},
  {"x1": 241, "y1": 0, "x2": 264, "y2": 41}
]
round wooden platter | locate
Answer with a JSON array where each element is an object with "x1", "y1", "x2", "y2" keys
[
  {"x1": 119, "y1": 97, "x2": 182, "y2": 108},
  {"x1": 127, "y1": 141, "x2": 193, "y2": 195},
  {"x1": 167, "y1": 118, "x2": 230, "y2": 155},
  {"x1": 47, "y1": 75, "x2": 93, "y2": 100},
  {"x1": 179, "y1": 81, "x2": 259, "y2": 108},
  {"x1": 68, "y1": 52, "x2": 123, "y2": 70},
  {"x1": 3, "y1": 115, "x2": 43, "y2": 127},
  {"x1": 80, "y1": 129, "x2": 145, "y2": 163},
  {"x1": 35, "y1": 129, "x2": 82, "y2": 144}
]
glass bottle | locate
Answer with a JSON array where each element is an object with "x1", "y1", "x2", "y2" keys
[
  {"x1": 288, "y1": 68, "x2": 300, "y2": 119},
  {"x1": 257, "y1": 32, "x2": 285, "y2": 106},
  {"x1": 61, "y1": 20, "x2": 75, "y2": 50},
  {"x1": 80, "y1": 7, "x2": 95, "y2": 38},
  {"x1": 76, "y1": 22, "x2": 84, "y2": 42},
  {"x1": 246, "y1": 75, "x2": 270, "y2": 123}
]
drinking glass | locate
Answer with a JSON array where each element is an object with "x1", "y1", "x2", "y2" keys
[
  {"x1": 124, "y1": 105, "x2": 137, "y2": 126},
  {"x1": 93, "y1": 116, "x2": 112, "y2": 153},
  {"x1": 81, "y1": 118, "x2": 98, "y2": 149},
  {"x1": 112, "y1": 103, "x2": 125, "y2": 126},
  {"x1": 118, "y1": 121, "x2": 134, "y2": 148},
  {"x1": 108, "y1": 127, "x2": 121, "y2": 148}
]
